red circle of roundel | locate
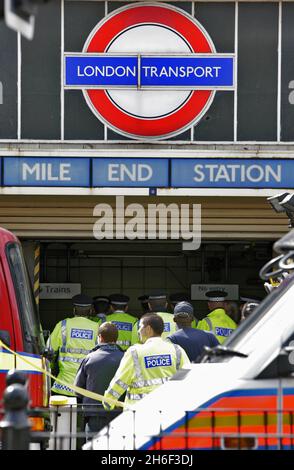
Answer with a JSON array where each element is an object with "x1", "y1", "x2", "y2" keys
[{"x1": 83, "y1": 3, "x2": 215, "y2": 139}]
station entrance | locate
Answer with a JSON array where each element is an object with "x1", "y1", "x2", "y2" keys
[
  {"x1": 0, "y1": 194, "x2": 286, "y2": 332},
  {"x1": 37, "y1": 239, "x2": 273, "y2": 332}
]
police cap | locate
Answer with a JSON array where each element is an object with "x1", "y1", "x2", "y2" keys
[
  {"x1": 174, "y1": 301, "x2": 194, "y2": 317},
  {"x1": 138, "y1": 294, "x2": 149, "y2": 304},
  {"x1": 109, "y1": 293, "x2": 130, "y2": 307},
  {"x1": 169, "y1": 292, "x2": 190, "y2": 305},
  {"x1": 205, "y1": 290, "x2": 228, "y2": 302},
  {"x1": 72, "y1": 294, "x2": 93, "y2": 307},
  {"x1": 148, "y1": 292, "x2": 167, "y2": 301},
  {"x1": 93, "y1": 295, "x2": 110, "y2": 304}
]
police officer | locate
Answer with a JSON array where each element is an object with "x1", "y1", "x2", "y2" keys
[
  {"x1": 103, "y1": 313, "x2": 190, "y2": 409},
  {"x1": 131, "y1": 295, "x2": 149, "y2": 346},
  {"x1": 169, "y1": 292, "x2": 190, "y2": 311},
  {"x1": 138, "y1": 294, "x2": 150, "y2": 315},
  {"x1": 107, "y1": 294, "x2": 138, "y2": 351},
  {"x1": 197, "y1": 290, "x2": 237, "y2": 344},
  {"x1": 167, "y1": 301, "x2": 219, "y2": 362},
  {"x1": 148, "y1": 293, "x2": 178, "y2": 339},
  {"x1": 169, "y1": 292, "x2": 197, "y2": 328},
  {"x1": 49, "y1": 294, "x2": 99, "y2": 396},
  {"x1": 91, "y1": 295, "x2": 110, "y2": 325}
]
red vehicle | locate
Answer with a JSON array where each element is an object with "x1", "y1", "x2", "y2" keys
[{"x1": 0, "y1": 227, "x2": 50, "y2": 443}]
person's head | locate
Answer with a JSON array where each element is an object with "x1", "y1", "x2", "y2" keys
[
  {"x1": 224, "y1": 301, "x2": 241, "y2": 324},
  {"x1": 205, "y1": 290, "x2": 228, "y2": 311},
  {"x1": 98, "y1": 322, "x2": 118, "y2": 344},
  {"x1": 93, "y1": 296, "x2": 110, "y2": 315},
  {"x1": 138, "y1": 295, "x2": 150, "y2": 315},
  {"x1": 109, "y1": 294, "x2": 129, "y2": 313},
  {"x1": 241, "y1": 301, "x2": 259, "y2": 322},
  {"x1": 173, "y1": 301, "x2": 194, "y2": 328},
  {"x1": 148, "y1": 293, "x2": 168, "y2": 313},
  {"x1": 239, "y1": 296, "x2": 261, "y2": 316},
  {"x1": 169, "y1": 293, "x2": 190, "y2": 312},
  {"x1": 72, "y1": 294, "x2": 93, "y2": 317},
  {"x1": 138, "y1": 313, "x2": 164, "y2": 343}
]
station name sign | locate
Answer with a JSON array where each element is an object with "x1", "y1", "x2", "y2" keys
[
  {"x1": 1, "y1": 157, "x2": 294, "y2": 189},
  {"x1": 65, "y1": 55, "x2": 234, "y2": 89}
]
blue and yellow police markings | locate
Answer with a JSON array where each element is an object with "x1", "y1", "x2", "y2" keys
[
  {"x1": 0, "y1": 349, "x2": 15, "y2": 372},
  {"x1": 15, "y1": 351, "x2": 44, "y2": 375},
  {"x1": 0, "y1": 347, "x2": 43, "y2": 375}
]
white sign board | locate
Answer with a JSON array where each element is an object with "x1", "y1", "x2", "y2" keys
[
  {"x1": 40, "y1": 283, "x2": 81, "y2": 300},
  {"x1": 191, "y1": 284, "x2": 239, "y2": 301}
]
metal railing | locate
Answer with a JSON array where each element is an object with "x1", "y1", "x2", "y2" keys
[{"x1": 2, "y1": 401, "x2": 294, "y2": 450}]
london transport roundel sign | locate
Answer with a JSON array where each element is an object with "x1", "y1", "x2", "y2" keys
[{"x1": 64, "y1": 3, "x2": 235, "y2": 140}]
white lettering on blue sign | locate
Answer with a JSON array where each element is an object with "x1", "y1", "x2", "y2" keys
[
  {"x1": 77, "y1": 65, "x2": 136, "y2": 78},
  {"x1": 22, "y1": 163, "x2": 71, "y2": 182},
  {"x1": 112, "y1": 321, "x2": 133, "y2": 332},
  {"x1": 215, "y1": 327, "x2": 234, "y2": 337},
  {"x1": 193, "y1": 164, "x2": 281, "y2": 184},
  {"x1": 171, "y1": 159, "x2": 288, "y2": 189},
  {"x1": 3, "y1": 157, "x2": 90, "y2": 187},
  {"x1": 65, "y1": 55, "x2": 234, "y2": 88},
  {"x1": 163, "y1": 323, "x2": 171, "y2": 332},
  {"x1": 71, "y1": 329, "x2": 94, "y2": 340},
  {"x1": 92, "y1": 158, "x2": 168, "y2": 188},
  {"x1": 142, "y1": 65, "x2": 221, "y2": 79},
  {"x1": 108, "y1": 164, "x2": 153, "y2": 182},
  {"x1": 144, "y1": 354, "x2": 172, "y2": 368}
]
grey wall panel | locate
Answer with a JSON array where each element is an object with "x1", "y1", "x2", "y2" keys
[
  {"x1": 64, "y1": 1, "x2": 105, "y2": 140},
  {"x1": 108, "y1": 2, "x2": 131, "y2": 14},
  {"x1": 64, "y1": 91, "x2": 104, "y2": 140},
  {"x1": 281, "y1": 3, "x2": 294, "y2": 141},
  {"x1": 107, "y1": 128, "x2": 134, "y2": 141},
  {"x1": 0, "y1": 25, "x2": 17, "y2": 139},
  {"x1": 21, "y1": 1, "x2": 61, "y2": 139},
  {"x1": 108, "y1": 2, "x2": 192, "y2": 15},
  {"x1": 238, "y1": 3, "x2": 278, "y2": 141},
  {"x1": 169, "y1": 2, "x2": 192, "y2": 14},
  {"x1": 193, "y1": 3, "x2": 235, "y2": 141},
  {"x1": 64, "y1": 0, "x2": 105, "y2": 52},
  {"x1": 194, "y1": 2, "x2": 235, "y2": 53},
  {"x1": 194, "y1": 92, "x2": 234, "y2": 141}
]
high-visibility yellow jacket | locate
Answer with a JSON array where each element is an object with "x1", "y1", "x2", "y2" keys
[
  {"x1": 87, "y1": 313, "x2": 107, "y2": 325},
  {"x1": 131, "y1": 312, "x2": 177, "y2": 345},
  {"x1": 197, "y1": 308, "x2": 237, "y2": 344},
  {"x1": 50, "y1": 316, "x2": 99, "y2": 396},
  {"x1": 104, "y1": 336, "x2": 190, "y2": 409},
  {"x1": 107, "y1": 311, "x2": 138, "y2": 351}
]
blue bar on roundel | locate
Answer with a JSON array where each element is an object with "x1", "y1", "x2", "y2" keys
[
  {"x1": 141, "y1": 56, "x2": 234, "y2": 87},
  {"x1": 65, "y1": 56, "x2": 138, "y2": 87},
  {"x1": 4, "y1": 157, "x2": 90, "y2": 187}
]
